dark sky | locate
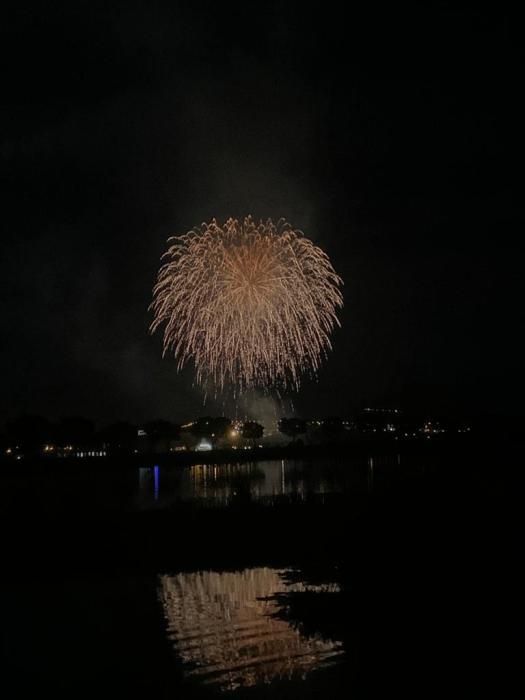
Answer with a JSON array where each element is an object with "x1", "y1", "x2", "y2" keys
[{"x1": 2, "y1": 2, "x2": 524, "y2": 426}]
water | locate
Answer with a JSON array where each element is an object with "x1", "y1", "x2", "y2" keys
[
  {"x1": 1, "y1": 455, "x2": 403, "y2": 516},
  {"x1": 133, "y1": 457, "x2": 399, "y2": 694},
  {"x1": 135, "y1": 456, "x2": 399, "y2": 510},
  {"x1": 160, "y1": 567, "x2": 344, "y2": 692},
  {"x1": 4, "y1": 449, "x2": 508, "y2": 697}
]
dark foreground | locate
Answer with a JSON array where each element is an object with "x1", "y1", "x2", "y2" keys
[{"x1": 1, "y1": 442, "x2": 519, "y2": 698}]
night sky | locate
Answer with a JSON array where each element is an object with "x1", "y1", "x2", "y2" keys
[{"x1": 2, "y1": 2, "x2": 524, "y2": 426}]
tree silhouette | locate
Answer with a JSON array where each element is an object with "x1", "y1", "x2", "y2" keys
[
  {"x1": 142, "y1": 420, "x2": 180, "y2": 453},
  {"x1": 190, "y1": 417, "x2": 232, "y2": 446},
  {"x1": 58, "y1": 416, "x2": 94, "y2": 445},
  {"x1": 278, "y1": 418, "x2": 307, "y2": 442},
  {"x1": 321, "y1": 417, "x2": 345, "y2": 442},
  {"x1": 241, "y1": 421, "x2": 264, "y2": 447},
  {"x1": 7, "y1": 414, "x2": 53, "y2": 450},
  {"x1": 100, "y1": 422, "x2": 137, "y2": 453},
  {"x1": 143, "y1": 420, "x2": 180, "y2": 437}
]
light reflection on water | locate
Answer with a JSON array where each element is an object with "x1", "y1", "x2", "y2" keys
[
  {"x1": 159, "y1": 567, "x2": 344, "y2": 692},
  {"x1": 137, "y1": 458, "x2": 387, "y2": 508},
  {"x1": 139, "y1": 461, "x2": 296, "y2": 506}
]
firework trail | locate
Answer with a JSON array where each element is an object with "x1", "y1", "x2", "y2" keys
[{"x1": 150, "y1": 216, "x2": 343, "y2": 392}]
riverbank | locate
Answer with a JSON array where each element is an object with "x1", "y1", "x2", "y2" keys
[{"x1": 0, "y1": 432, "x2": 508, "y2": 475}]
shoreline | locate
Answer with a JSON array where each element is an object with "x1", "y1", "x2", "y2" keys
[{"x1": 0, "y1": 433, "x2": 517, "y2": 476}]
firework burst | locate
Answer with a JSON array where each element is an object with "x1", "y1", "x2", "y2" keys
[{"x1": 150, "y1": 216, "x2": 343, "y2": 392}]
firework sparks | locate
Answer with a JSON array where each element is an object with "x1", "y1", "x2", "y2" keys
[{"x1": 150, "y1": 216, "x2": 343, "y2": 392}]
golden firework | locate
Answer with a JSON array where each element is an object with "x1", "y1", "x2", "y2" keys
[{"x1": 150, "y1": 216, "x2": 343, "y2": 392}]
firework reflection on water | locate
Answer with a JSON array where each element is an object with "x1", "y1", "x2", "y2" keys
[{"x1": 159, "y1": 567, "x2": 344, "y2": 692}]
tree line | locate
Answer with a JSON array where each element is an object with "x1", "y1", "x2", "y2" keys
[{"x1": 2, "y1": 414, "x2": 351, "y2": 453}]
